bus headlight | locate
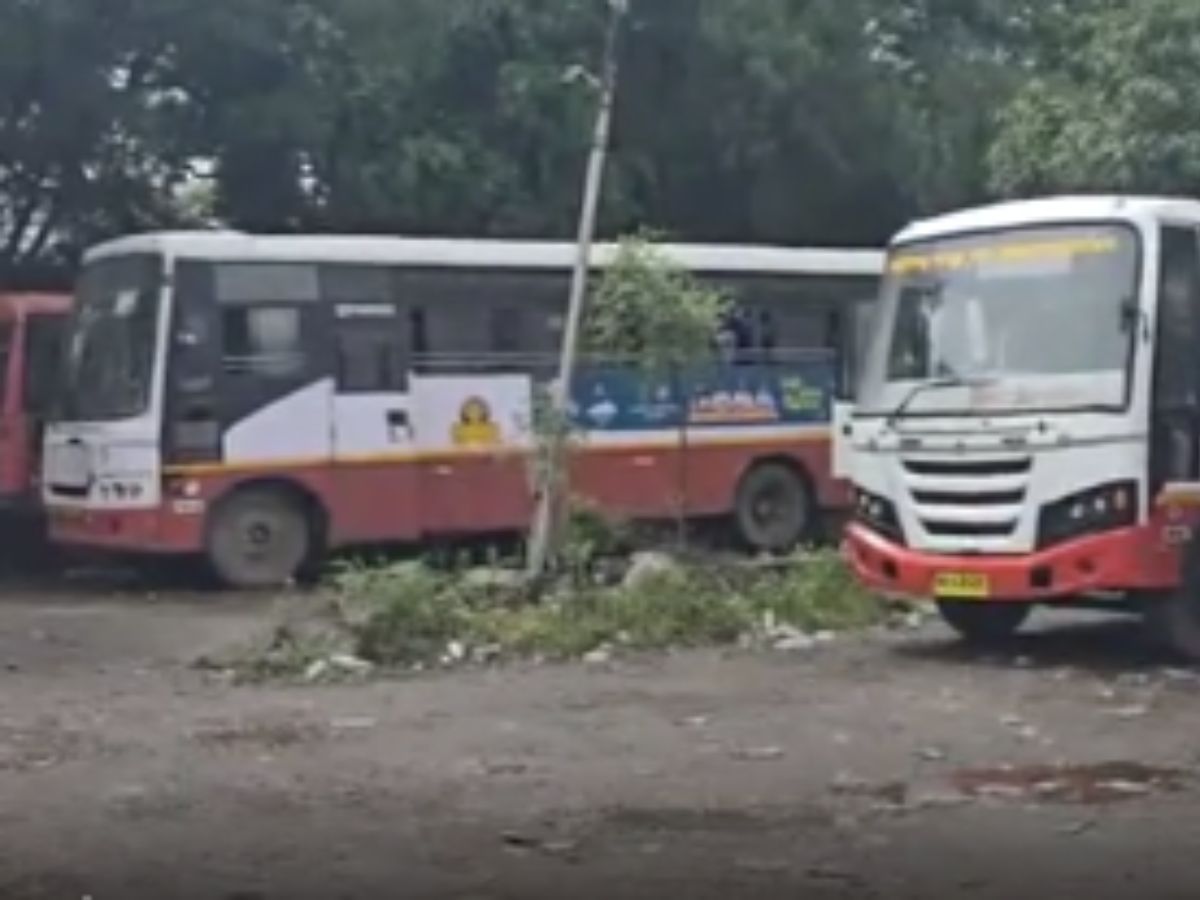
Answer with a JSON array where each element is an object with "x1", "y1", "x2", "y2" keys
[
  {"x1": 1037, "y1": 481, "x2": 1138, "y2": 550},
  {"x1": 854, "y1": 486, "x2": 905, "y2": 546},
  {"x1": 165, "y1": 477, "x2": 202, "y2": 499}
]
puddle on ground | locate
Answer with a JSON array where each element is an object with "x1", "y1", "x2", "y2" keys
[{"x1": 951, "y1": 762, "x2": 1187, "y2": 805}]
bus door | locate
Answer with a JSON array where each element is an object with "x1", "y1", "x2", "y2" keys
[
  {"x1": 17, "y1": 310, "x2": 67, "y2": 502},
  {"x1": 330, "y1": 301, "x2": 421, "y2": 543},
  {"x1": 1150, "y1": 226, "x2": 1200, "y2": 496},
  {"x1": 0, "y1": 310, "x2": 19, "y2": 499}
]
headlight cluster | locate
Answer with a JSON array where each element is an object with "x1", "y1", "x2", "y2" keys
[
  {"x1": 1037, "y1": 481, "x2": 1137, "y2": 550},
  {"x1": 854, "y1": 486, "x2": 905, "y2": 545}
]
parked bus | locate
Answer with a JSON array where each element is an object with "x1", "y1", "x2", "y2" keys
[
  {"x1": 43, "y1": 232, "x2": 882, "y2": 587},
  {"x1": 843, "y1": 194, "x2": 1200, "y2": 659},
  {"x1": 0, "y1": 292, "x2": 71, "y2": 546}
]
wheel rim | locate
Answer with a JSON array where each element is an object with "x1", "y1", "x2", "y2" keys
[
  {"x1": 752, "y1": 486, "x2": 785, "y2": 528},
  {"x1": 213, "y1": 500, "x2": 306, "y2": 585},
  {"x1": 746, "y1": 475, "x2": 803, "y2": 547}
]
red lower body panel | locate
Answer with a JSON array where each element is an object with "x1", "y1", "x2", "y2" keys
[
  {"x1": 49, "y1": 505, "x2": 205, "y2": 554},
  {"x1": 843, "y1": 521, "x2": 1180, "y2": 603},
  {"x1": 46, "y1": 437, "x2": 844, "y2": 557}
]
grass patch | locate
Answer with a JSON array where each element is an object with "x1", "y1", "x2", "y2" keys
[{"x1": 232, "y1": 549, "x2": 887, "y2": 681}]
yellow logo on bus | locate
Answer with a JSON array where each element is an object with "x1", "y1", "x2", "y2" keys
[{"x1": 452, "y1": 396, "x2": 501, "y2": 447}]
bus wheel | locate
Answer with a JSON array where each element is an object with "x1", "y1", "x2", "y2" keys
[
  {"x1": 734, "y1": 462, "x2": 811, "y2": 553},
  {"x1": 936, "y1": 600, "x2": 1031, "y2": 646},
  {"x1": 207, "y1": 487, "x2": 312, "y2": 589}
]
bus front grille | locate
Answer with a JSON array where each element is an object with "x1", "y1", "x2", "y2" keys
[{"x1": 902, "y1": 455, "x2": 1032, "y2": 541}]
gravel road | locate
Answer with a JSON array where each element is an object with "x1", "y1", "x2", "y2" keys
[{"x1": 0, "y1": 579, "x2": 1198, "y2": 899}]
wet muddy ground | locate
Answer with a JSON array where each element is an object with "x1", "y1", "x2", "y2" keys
[{"x1": 1, "y1": 577, "x2": 1199, "y2": 898}]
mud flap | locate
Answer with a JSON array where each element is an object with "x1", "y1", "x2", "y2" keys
[{"x1": 1147, "y1": 485, "x2": 1200, "y2": 660}]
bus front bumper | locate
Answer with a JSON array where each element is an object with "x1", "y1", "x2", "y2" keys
[
  {"x1": 47, "y1": 502, "x2": 206, "y2": 555},
  {"x1": 843, "y1": 522, "x2": 1178, "y2": 603}
]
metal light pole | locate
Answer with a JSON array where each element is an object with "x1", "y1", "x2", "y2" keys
[{"x1": 527, "y1": 0, "x2": 629, "y2": 579}]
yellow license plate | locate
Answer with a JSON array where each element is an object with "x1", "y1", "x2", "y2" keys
[{"x1": 933, "y1": 572, "x2": 991, "y2": 599}]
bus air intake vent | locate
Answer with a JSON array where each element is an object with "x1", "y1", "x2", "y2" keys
[
  {"x1": 923, "y1": 520, "x2": 1017, "y2": 538},
  {"x1": 903, "y1": 458, "x2": 1032, "y2": 478},
  {"x1": 902, "y1": 454, "x2": 1033, "y2": 541}
]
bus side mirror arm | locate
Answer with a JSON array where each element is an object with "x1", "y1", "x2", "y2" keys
[{"x1": 1120, "y1": 298, "x2": 1151, "y2": 343}]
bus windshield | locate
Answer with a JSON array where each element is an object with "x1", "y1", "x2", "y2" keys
[
  {"x1": 857, "y1": 224, "x2": 1140, "y2": 417},
  {"x1": 58, "y1": 254, "x2": 161, "y2": 422}
]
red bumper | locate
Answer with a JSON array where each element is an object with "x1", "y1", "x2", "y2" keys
[
  {"x1": 48, "y1": 504, "x2": 205, "y2": 555},
  {"x1": 843, "y1": 521, "x2": 1178, "y2": 603}
]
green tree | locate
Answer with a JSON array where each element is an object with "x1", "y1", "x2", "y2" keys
[
  {"x1": 583, "y1": 235, "x2": 730, "y2": 544},
  {"x1": 2, "y1": 0, "x2": 1111, "y2": 284},
  {"x1": 0, "y1": 0, "x2": 194, "y2": 283},
  {"x1": 988, "y1": 0, "x2": 1200, "y2": 197}
]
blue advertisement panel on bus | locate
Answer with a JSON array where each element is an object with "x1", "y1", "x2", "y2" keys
[{"x1": 570, "y1": 354, "x2": 835, "y2": 433}]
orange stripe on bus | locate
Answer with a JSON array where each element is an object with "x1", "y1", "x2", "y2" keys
[{"x1": 161, "y1": 430, "x2": 831, "y2": 478}]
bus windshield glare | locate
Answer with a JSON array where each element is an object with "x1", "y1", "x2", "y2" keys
[
  {"x1": 857, "y1": 224, "x2": 1140, "y2": 417},
  {"x1": 57, "y1": 254, "x2": 161, "y2": 422}
]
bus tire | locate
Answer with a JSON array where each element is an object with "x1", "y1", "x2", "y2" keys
[
  {"x1": 206, "y1": 486, "x2": 312, "y2": 589},
  {"x1": 936, "y1": 600, "x2": 1031, "y2": 646},
  {"x1": 734, "y1": 461, "x2": 811, "y2": 554}
]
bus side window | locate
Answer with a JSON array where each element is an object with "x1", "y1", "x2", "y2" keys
[
  {"x1": 842, "y1": 298, "x2": 877, "y2": 402},
  {"x1": 334, "y1": 306, "x2": 404, "y2": 393},
  {"x1": 753, "y1": 309, "x2": 778, "y2": 363},
  {"x1": 489, "y1": 306, "x2": 522, "y2": 358},
  {"x1": 320, "y1": 266, "x2": 406, "y2": 393},
  {"x1": 222, "y1": 306, "x2": 306, "y2": 379},
  {"x1": 216, "y1": 262, "x2": 319, "y2": 382},
  {"x1": 887, "y1": 287, "x2": 933, "y2": 380},
  {"x1": 410, "y1": 307, "x2": 430, "y2": 370},
  {"x1": 22, "y1": 316, "x2": 62, "y2": 416}
]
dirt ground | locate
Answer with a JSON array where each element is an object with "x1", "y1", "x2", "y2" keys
[{"x1": 2, "y1": 577, "x2": 1200, "y2": 900}]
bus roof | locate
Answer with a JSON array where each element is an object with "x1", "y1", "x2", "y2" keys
[
  {"x1": 84, "y1": 231, "x2": 885, "y2": 278},
  {"x1": 895, "y1": 195, "x2": 1200, "y2": 246},
  {"x1": 0, "y1": 292, "x2": 72, "y2": 318}
]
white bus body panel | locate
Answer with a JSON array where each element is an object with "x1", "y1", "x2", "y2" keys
[
  {"x1": 847, "y1": 197, "x2": 1189, "y2": 554},
  {"x1": 850, "y1": 415, "x2": 1146, "y2": 555},
  {"x1": 43, "y1": 418, "x2": 164, "y2": 510},
  {"x1": 831, "y1": 401, "x2": 854, "y2": 481}
]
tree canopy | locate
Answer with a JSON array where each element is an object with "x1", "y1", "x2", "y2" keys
[{"x1": 0, "y1": 0, "x2": 1191, "y2": 286}]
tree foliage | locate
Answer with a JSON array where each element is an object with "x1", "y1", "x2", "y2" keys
[
  {"x1": 988, "y1": 0, "x2": 1200, "y2": 197},
  {"x1": 584, "y1": 236, "x2": 729, "y2": 376},
  {"x1": 1, "y1": 0, "x2": 1197, "y2": 286}
]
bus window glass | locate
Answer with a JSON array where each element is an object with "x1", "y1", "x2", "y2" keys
[
  {"x1": 59, "y1": 254, "x2": 160, "y2": 422},
  {"x1": 216, "y1": 264, "x2": 319, "y2": 304},
  {"x1": 23, "y1": 316, "x2": 64, "y2": 415},
  {"x1": 222, "y1": 307, "x2": 305, "y2": 378},
  {"x1": 489, "y1": 306, "x2": 523, "y2": 356},
  {"x1": 335, "y1": 304, "x2": 403, "y2": 393},
  {"x1": 861, "y1": 225, "x2": 1139, "y2": 416},
  {"x1": 410, "y1": 308, "x2": 430, "y2": 360}
]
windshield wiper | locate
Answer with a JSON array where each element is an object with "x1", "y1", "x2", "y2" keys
[{"x1": 886, "y1": 373, "x2": 997, "y2": 428}]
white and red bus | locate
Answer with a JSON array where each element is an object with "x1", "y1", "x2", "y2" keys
[
  {"x1": 843, "y1": 195, "x2": 1200, "y2": 658},
  {"x1": 0, "y1": 292, "x2": 71, "y2": 536},
  {"x1": 43, "y1": 233, "x2": 882, "y2": 587}
]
